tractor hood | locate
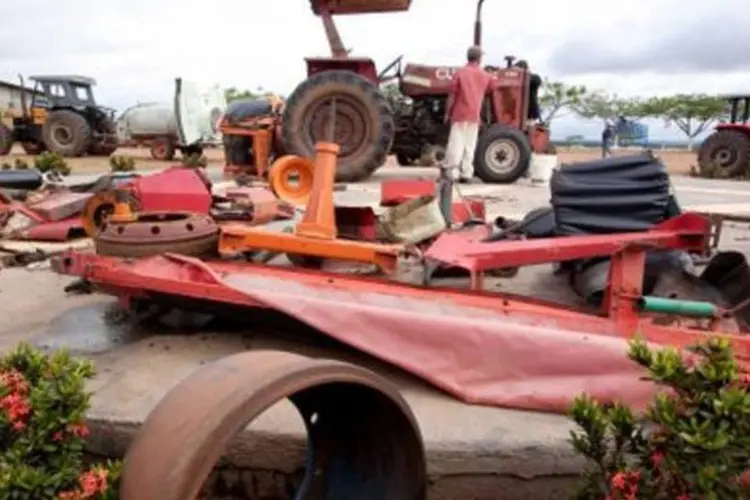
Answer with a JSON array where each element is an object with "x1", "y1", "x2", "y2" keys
[{"x1": 174, "y1": 78, "x2": 227, "y2": 146}]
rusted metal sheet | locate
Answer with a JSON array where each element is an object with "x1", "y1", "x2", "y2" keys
[
  {"x1": 53, "y1": 250, "x2": 750, "y2": 415},
  {"x1": 120, "y1": 350, "x2": 426, "y2": 500}
]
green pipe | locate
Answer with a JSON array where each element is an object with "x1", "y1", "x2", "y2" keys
[{"x1": 638, "y1": 296, "x2": 718, "y2": 318}]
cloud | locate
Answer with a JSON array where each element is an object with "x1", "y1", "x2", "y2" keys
[
  {"x1": 0, "y1": 0, "x2": 747, "y2": 140},
  {"x1": 546, "y1": 0, "x2": 750, "y2": 75}
]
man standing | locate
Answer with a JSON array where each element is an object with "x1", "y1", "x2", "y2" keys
[
  {"x1": 444, "y1": 45, "x2": 493, "y2": 183},
  {"x1": 601, "y1": 124, "x2": 613, "y2": 158},
  {"x1": 514, "y1": 60, "x2": 542, "y2": 122}
]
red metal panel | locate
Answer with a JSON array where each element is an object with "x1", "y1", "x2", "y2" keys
[
  {"x1": 380, "y1": 179, "x2": 435, "y2": 206},
  {"x1": 52, "y1": 217, "x2": 749, "y2": 415},
  {"x1": 134, "y1": 167, "x2": 212, "y2": 214}
]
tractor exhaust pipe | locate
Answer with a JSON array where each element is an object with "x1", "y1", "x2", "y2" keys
[
  {"x1": 17, "y1": 74, "x2": 28, "y2": 118},
  {"x1": 473, "y1": 0, "x2": 485, "y2": 47}
]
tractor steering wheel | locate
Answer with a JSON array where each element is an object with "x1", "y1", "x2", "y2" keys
[{"x1": 378, "y1": 55, "x2": 404, "y2": 83}]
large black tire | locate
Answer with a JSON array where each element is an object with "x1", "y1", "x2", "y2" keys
[
  {"x1": 0, "y1": 124, "x2": 13, "y2": 155},
  {"x1": 42, "y1": 110, "x2": 92, "y2": 157},
  {"x1": 282, "y1": 70, "x2": 394, "y2": 183},
  {"x1": 150, "y1": 137, "x2": 175, "y2": 161},
  {"x1": 473, "y1": 125, "x2": 532, "y2": 183},
  {"x1": 697, "y1": 129, "x2": 750, "y2": 177}
]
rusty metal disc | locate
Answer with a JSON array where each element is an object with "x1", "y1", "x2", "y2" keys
[
  {"x1": 119, "y1": 350, "x2": 426, "y2": 500},
  {"x1": 95, "y1": 211, "x2": 219, "y2": 258}
]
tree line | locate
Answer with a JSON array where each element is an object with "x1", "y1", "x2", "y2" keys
[
  {"x1": 538, "y1": 81, "x2": 728, "y2": 148},
  {"x1": 225, "y1": 80, "x2": 730, "y2": 148}
]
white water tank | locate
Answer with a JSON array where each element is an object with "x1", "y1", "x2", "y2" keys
[{"x1": 116, "y1": 103, "x2": 177, "y2": 142}]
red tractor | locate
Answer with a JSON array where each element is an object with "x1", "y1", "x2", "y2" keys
[
  {"x1": 697, "y1": 95, "x2": 750, "y2": 177},
  {"x1": 280, "y1": 0, "x2": 550, "y2": 183}
]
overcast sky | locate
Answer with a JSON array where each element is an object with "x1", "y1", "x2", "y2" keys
[{"x1": 1, "y1": 0, "x2": 748, "y2": 140}]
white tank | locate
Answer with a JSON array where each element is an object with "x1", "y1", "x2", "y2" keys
[{"x1": 116, "y1": 103, "x2": 178, "y2": 142}]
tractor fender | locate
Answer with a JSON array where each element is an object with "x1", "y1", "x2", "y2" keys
[
  {"x1": 305, "y1": 57, "x2": 379, "y2": 84},
  {"x1": 715, "y1": 123, "x2": 750, "y2": 135}
]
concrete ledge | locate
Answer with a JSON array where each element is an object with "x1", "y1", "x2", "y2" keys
[{"x1": 4, "y1": 268, "x2": 585, "y2": 499}]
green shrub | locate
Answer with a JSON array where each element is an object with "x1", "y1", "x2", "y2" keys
[
  {"x1": 34, "y1": 152, "x2": 71, "y2": 176},
  {"x1": 13, "y1": 159, "x2": 29, "y2": 170},
  {"x1": 569, "y1": 336, "x2": 750, "y2": 499},
  {"x1": 108, "y1": 156, "x2": 136, "y2": 173},
  {"x1": 0, "y1": 343, "x2": 121, "y2": 499}
]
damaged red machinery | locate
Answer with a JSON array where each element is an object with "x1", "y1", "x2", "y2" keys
[{"x1": 49, "y1": 124, "x2": 750, "y2": 497}]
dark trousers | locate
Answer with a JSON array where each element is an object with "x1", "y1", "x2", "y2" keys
[{"x1": 601, "y1": 140, "x2": 612, "y2": 158}]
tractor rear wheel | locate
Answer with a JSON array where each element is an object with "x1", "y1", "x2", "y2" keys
[
  {"x1": 0, "y1": 124, "x2": 13, "y2": 155},
  {"x1": 473, "y1": 124, "x2": 532, "y2": 183},
  {"x1": 698, "y1": 129, "x2": 750, "y2": 177},
  {"x1": 42, "y1": 110, "x2": 92, "y2": 157},
  {"x1": 282, "y1": 70, "x2": 394, "y2": 183}
]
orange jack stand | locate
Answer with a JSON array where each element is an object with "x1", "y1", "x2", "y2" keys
[{"x1": 218, "y1": 141, "x2": 404, "y2": 273}]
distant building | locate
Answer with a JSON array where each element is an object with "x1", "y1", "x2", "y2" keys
[{"x1": 0, "y1": 79, "x2": 44, "y2": 111}]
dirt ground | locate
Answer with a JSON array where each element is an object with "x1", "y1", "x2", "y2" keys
[{"x1": 0, "y1": 144, "x2": 697, "y2": 176}]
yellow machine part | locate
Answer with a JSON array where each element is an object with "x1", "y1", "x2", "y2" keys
[
  {"x1": 3, "y1": 107, "x2": 47, "y2": 126},
  {"x1": 82, "y1": 189, "x2": 137, "y2": 237}
]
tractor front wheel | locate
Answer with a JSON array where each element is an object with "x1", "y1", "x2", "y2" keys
[
  {"x1": 473, "y1": 125, "x2": 532, "y2": 183},
  {"x1": 282, "y1": 70, "x2": 394, "y2": 183},
  {"x1": 0, "y1": 124, "x2": 12, "y2": 155},
  {"x1": 41, "y1": 110, "x2": 92, "y2": 157},
  {"x1": 698, "y1": 129, "x2": 750, "y2": 178},
  {"x1": 150, "y1": 137, "x2": 175, "y2": 161}
]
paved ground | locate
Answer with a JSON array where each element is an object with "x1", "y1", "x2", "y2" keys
[
  {"x1": 0, "y1": 144, "x2": 699, "y2": 176},
  {"x1": 2, "y1": 152, "x2": 750, "y2": 499}
]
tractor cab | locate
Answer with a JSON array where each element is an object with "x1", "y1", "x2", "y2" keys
[
  {"x1": 28, "y1": 75, "x2": 98, "y2": 111},
  {"x1": 723, "y1": 95, "x2": 750, "y2": 124}
]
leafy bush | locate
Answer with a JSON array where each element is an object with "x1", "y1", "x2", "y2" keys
[
  {"x1": 0, "y1": 343, "x2": 121, "y2": 499},
  {"x1": 569, "y1": 336, "x2": 750, "y2": 499},
  {"x1": 34, "y1": 152, "x2": 71, "y2": 176},
  {"x1": 108, "y1": 156, "x2": 136, "y2": 173}
]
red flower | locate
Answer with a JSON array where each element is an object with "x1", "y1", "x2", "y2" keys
[
  {"x1": 0, "y1": 391, "x2": 31, "y2": 427},
  {"x1": 66, "y1": 422, "x2": 90, "y2": 438},
  {"x1": 677, "y1": 494, "x2": 690, "y2": 500},
  {"x1": 78, "y1": 468, "x2": 108, "y2": 495},
  {"x1": 52, "y1": 431, "x2": 64, "y2": 442},
  {"x1": 740, "y1": 373, "x2": 750, "y2": 386},
  {"x1": 0, "y1": 370, "x2": 29, "y2": 395},
  {"x1": 611, "y1": 472, "x2": 627, "y2": 490},
  {"x1": 651, "y1": 451, "x2": 665, "y2": 468}
]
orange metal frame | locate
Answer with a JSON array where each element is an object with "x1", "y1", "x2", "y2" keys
[
  {"x1": 219, "y1": 116, "x2": 276, "y2": 177},
  {"x1": 218, "y1": 141, "x2": 405, "y2": 273}
]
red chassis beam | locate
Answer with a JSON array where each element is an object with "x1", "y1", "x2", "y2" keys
[{"x1": 51, "y1": 213, "x2": 750, "y2": 413}]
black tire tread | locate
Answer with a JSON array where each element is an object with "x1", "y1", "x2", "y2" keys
[
  {"x1": 697, "y1": 129, "x2": 750, "y2": 177},
  {"x1": 282, "y1": 70, "x2": 394, "y2": 183},
  {"x1": 42, "y1": 110, "x2": 92, "y2": 157},
  {"x1": 473, "y1": 124, "x2": 532, "y2": 183},
  {"x1": 0, "y1": 124, "x2": 13, "y2": 155}
]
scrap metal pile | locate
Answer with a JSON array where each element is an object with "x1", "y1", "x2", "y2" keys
[{"x1": 45, "y1": 140, "x2": 750, "y2": 497}]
